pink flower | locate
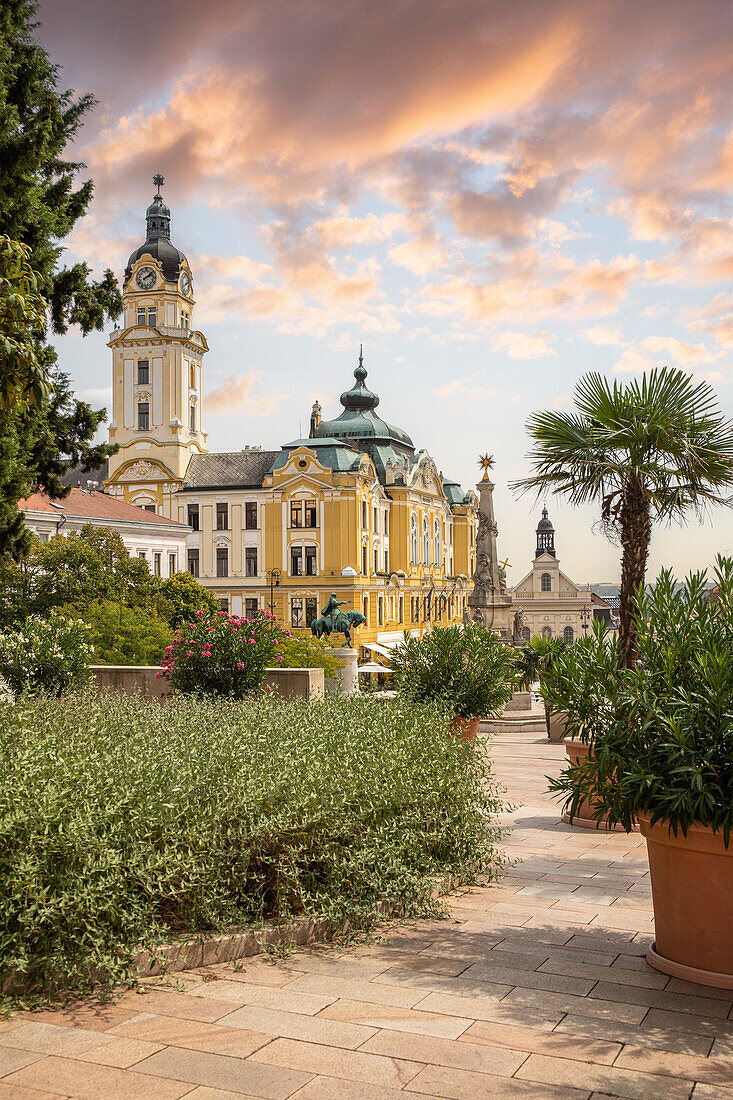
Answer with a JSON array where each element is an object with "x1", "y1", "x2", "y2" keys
[
  {"x1": 273, "y1": 639, "x2": 279, "y2": 646},
  {"x1": 277, "y1": 654, "x2": 283, "y2": 662},
  {"x1": 249, "y1": 638, "x2": 256, "y2": 645},
  {"x1": 187, "y1": 651, "x2": 193, "y2": 658},
  {"x1": 236, "y1": 661, "x2": 245, "y2": 669},
  {"x1": 155, "y1": 671, "x2": 162, "y2": 678}
]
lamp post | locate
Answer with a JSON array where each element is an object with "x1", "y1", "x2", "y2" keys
[
  {"x1": 580, "y1": 606, "x2": 590, "y2": 634},
  {"x1": 267, "y1": 568, "x2": 281, "y2": 614}
]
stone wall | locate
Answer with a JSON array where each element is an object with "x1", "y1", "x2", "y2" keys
[{"x1": 89, "y1": 665, "x2": 325, "y2": 702}]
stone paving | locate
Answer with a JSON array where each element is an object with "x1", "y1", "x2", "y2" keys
[{"x1": 2, "y1": 728, "x2": 733, "y2": 1099}]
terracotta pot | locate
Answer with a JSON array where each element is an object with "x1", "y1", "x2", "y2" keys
[
  {"x1": 561, "y1": 739, "x2": 639, "y2": 832},
  {"x1": 640, "y1": 813, "x2": 733, "y2": 988},
  {"x1": 449, "y1": 716, "x2": 480, "y2": 742},
  {"x1": 547, "y1": 711, "x2": 567, "y2": 743}
]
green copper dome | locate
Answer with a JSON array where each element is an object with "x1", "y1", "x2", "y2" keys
[{"x1": 314, "y1": 350, "x2": 415, "y2": 467}]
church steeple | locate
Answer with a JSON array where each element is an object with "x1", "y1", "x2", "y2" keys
[
  {"x1": 535, "y1": 506, "x2": 556, "y2": 558},
  {"x1": 145, "y1": 173, "x2": 171, "y2": 241}
]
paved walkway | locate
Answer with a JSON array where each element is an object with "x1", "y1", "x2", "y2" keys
[{"x1": 2, "y1": 729, "x2": 732, "y2": 1099}]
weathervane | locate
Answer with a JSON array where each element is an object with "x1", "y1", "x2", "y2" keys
[
  {"x1": 478, "y1": 453, "x2": 495, "y2": 480},
  {"x1": 153, "y1": 173, "x2": 165, "y2": 195}
]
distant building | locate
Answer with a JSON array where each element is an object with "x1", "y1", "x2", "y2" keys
[
  {"x1": 18, "y1": 488, "x2": 190, "y2": 579},
  {"x1": 510, "y1": 508, "x2": 592, "y2": 642}
]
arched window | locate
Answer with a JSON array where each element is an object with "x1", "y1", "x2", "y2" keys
[
  {"x1": 362, "y1": 595, "x2": 369, "y2": 621},
  {"x1": 189, "y1": 402, "x2": 196, "y2": 432},
  {"x1": 422, "y1": 515, "x2": 430, "y2": 564},
  {"x1": 433, "y1": 518, "x2": 441, "y2": 568},
  {"x1": 541, "y1": 572, "x2": 552, "y2": 592},
  {"x1": 563, "y1": 626, "x2": 574, "y2": 643},
  {"x1": 522, "y1": 627, "x2": 530, "y2": 641},
  {"x1": 409, "y1": 513, "x2": 418, "y2": 565}
]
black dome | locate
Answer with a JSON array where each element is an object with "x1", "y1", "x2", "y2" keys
[
  {"x1": 536, "y1": 506, "x2": 554, "y2": 532},
  {"x1": 124, "y1": 182, "x2": 188, "y2": 285}
]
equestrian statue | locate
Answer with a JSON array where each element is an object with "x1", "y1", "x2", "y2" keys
[{"x1": 311, "y1": 593, "x2": 366, "y2": 647}]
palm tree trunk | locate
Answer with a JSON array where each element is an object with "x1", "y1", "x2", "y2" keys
[{"x1": 618, "y1": 479, "x2": 651, "y2": 668}]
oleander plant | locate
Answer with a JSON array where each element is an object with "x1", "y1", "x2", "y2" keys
[{"x1": 0, "y1": 613, "x2": 92, "y2": 698}]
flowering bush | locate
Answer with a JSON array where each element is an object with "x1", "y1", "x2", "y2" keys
[
  {"x1": 160, "y1": 609, "x2": 291, "y2": 698},
  {"x1": 0, "y1": 614, "x2": 93, "y2": 698}
]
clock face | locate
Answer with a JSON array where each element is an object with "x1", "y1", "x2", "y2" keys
[
  {"x1": 180, "y1": 271, "x2": 191, "y2": 295},
  {"x1": 136, "y1": 266, "x2": 156, "y2": 289}
]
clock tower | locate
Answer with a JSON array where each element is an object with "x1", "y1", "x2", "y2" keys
[{"x1": 106, "y1": 176, "x2": 209, "y2": 511}]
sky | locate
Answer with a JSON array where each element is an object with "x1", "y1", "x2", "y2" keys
[{"x1": 37, "y1": 0, "x2": 733, "y2": 585}]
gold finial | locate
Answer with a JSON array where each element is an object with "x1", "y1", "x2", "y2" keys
[{"x1": 478, "y1": 453, "x2": 495, "y2": 479}]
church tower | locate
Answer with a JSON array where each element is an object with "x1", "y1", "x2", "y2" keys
[
  {"x1": 535, "y1": 506, "x2": 556, "y2": 558},
  {"x1": 106, "y1": 176, "x2": 209, "y2": 511}
]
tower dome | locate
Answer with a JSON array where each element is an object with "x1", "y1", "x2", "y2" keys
[
  {"x1": 535, "y1": 506, "x2": 556, "y2": 558},
  {"x1": 124, "y1": 175, "x2": 188, "y2": 285}
]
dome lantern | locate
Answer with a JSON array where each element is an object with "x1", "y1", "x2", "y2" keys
[
  {"x1": 535, "y1": 506, "x2": 556, "y2": 558},
  {"x1": 124, "y1": 174, "x2": 188, "y2": 286}
]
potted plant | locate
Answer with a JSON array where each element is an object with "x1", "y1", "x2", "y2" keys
[
  {"x1": 390, "y1": 622, "x2": 516, "y2": 740},
  {"x1": 552, "y1": 559, "x2": 733, "y2": 987},
  {"x1": 515, "y1": 635, "x2": 566, "y2": 740},
  {"x1": 542, "y1": 621, "x2": 633, "y2": 830}
]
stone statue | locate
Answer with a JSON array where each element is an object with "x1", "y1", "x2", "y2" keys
[
  {"x1": 498, "y1": 564, "x2": 507, "y2": 594},
  {"x1": 472, "y1": 607, "x2": 484, "y2": 626},
  {"x1": 311, "y1": 595, "x2": 366, "y2": 648},
  {"x1": 474, "y1": 550, "x2": 492, "y2": 588},
  {"x1": 512, "y1": 607, "x2": 525, "y2": 643}
]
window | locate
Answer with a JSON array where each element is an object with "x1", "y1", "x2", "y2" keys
[
  {"x1": 245, "y1": 547, "x2": 258, "y2": 577},
  {"x1": 245, "y1": 597, "x2": 258, "y2": 618},
  {"x1": 216, "y1": 503, "x2": 229, "y2": 530},
  {"x1": 361, "y1": 500, "x2": 367, "y2": 528},
  {"x1": 378, "y1": 597, "x2": 383, "y2": 626},
  {"x1": 168, "y1": 553, "x2": 176, "y2": 576},
  {"x1": 189, "y1": 403, "x2": 196, "y2": 431},
  {"x1": 143, "y1": 504, "x2": 156, "y2": 513},
  {"x1": 291, "y1": 546, "x2": 302, "y2": 575},
  {"x1": 541, "y1": 572, "x2": 552, "y2": 592},
  {"x1": 410, "y1": 513, "x2": 418, "y2": 565},
  {"x1": 291, "y1": 499, "x2": 317, "y2": 528},
  {"x1": 384, "y1": 511, "x2": 389, "y2": 536},
  {"x1": 216, "y1": 547, "x2": 228, "y2": 578},
  {"x1": 522, "y1": 627, "x2": 530, "y2": 641},
  {"x1": 138, "y1": 550, "x2": 147, "y2": 561},
  {"x1": 373, "y1": 507, "x2": 378, "y2": 533},
  {"x1": 291, "y1": 598, "x2": 304, "y2": 627},
  {"x1": 542, "y1": 626, "x2": 553, "y2": 638},
  {"x1": 137, "y1": 360, "x2": 149, "y2": 384},
  {"x1": 188, "y1": 548, "x2": 199, "y2": 577},
  {"x1": 362, "y1": 544, "x2": 368, "y2": 575},
  {"x1": 245, "y1": 502, "x2": 257, "y2": 529},
  {"x1": 564, "y1": 626, "x2": 575, "y2": 643},
  {"x1": 399, "y1": 596, "x2": 404, "y2": 623},
  {"x1": 153, "y1": 552, "x2": 161, "y2": 577},
  {"x1": 305, "y1": 546, "x2": 316, "y2": 575},
  {"x1": 305, "y1": 597, "x2": 318, "y2": 628},
  {"x1": 182, "y1": 312, "x2": 190, "y2": 330},
  {"x1": 433, "y1": 518, "x2": 441, "y2": 568},
  {"x1": 187, "y1": 504, "x2": 199, "y2": 531},
  {"x1": 422, "y1": 515, "x2": 430, "y2": 564},
  {"x1": 137, "y1": 307, "x2": 146, "y2": 325},
  {"x1": 374, "y1": 548, "x2": 379, "y2": 574},
  {"x1": 147, "y1": 307, "x2": 157, "y2": 327},
  {"x1": 470, "y1": 526, "x2": 474, "y2": 546},
  {"x1": 219, "y1": 597, "x2": 229, "y2": 614},
  {"x1": 137, "y1": 402, "x2": 149, "y2": 430},
  {"x1": 384, "y1": 550, "x2": 388, "y2": 575},
  {"x1": 362, "y1": 596, "x2": 369, "y2": 621}
]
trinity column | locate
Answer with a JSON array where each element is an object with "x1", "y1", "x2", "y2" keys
[{"x1": 466, "y1": 454, "x2": 514, "y2": 639}]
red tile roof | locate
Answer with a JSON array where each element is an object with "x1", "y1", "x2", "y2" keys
[{"x1": 18, "y1": 489, "x2": 188, "y2": 528}]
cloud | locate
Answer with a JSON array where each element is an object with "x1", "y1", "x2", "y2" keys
[
  {"x1": 583, "y1": 324, "x2": 623, "y2": 346},
  {"x1": 687, "y1": 293, "x2": 733, "y2": 350},
  {"x1": 491, "y1": 330, "x2": 556, "y2": 359},
  {"x1": 641, "y1": 336, "x2": 715, "y2": 365},
  {"x1": 432, "y1": 375, "x2": 494, "y2": 403},
  {"x1": 205, "y1": 371, "x2": 282, "y2": 415}
]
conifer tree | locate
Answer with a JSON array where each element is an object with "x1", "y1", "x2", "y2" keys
[{"x1": 0, "y1": 0, "x2": 122, "y2": 557}]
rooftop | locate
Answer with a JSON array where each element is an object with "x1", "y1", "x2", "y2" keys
[{"x1": 19, "y1": 488, "x2": 188, "y2": 528}]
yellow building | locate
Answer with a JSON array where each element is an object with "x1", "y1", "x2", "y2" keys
[{"x1": 106, "y1": 181, "x2": 478, "y2": 655}]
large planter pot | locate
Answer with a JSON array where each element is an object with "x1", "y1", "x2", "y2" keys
[
  {"x1": 561, "y1": 739, "x2": 639, "y2": 832},
  {"x1": 548, "y1": 711, "x2": 567, "y2": 743},
  {"x1": 449, "y1": 716, "x2": 479, "y2": 743},
  {"x1": 640, "y1": 813, "x2": 733, "y2": 989}
]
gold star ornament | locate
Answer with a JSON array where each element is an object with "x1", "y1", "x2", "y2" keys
[{"x1": 478, "y1": 453, "x2": 495, "y2": 479}]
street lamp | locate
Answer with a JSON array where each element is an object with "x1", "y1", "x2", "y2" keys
[
  {"x1": 580, "y1": 606, "x2": 591, "y2": 633},
  {"x1": 267, "y1": 568, "x2": 281, "y2": 614}
]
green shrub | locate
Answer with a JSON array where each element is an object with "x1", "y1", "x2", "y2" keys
[
  {"x1": 156, "y1": 570, "x2": 219, "y2": 629},
  {"x1": 0, "y1": 614, "x2": 92, "y2": 697},
  {"x1": 163, "y1": 609, "x2": 290, "y2": 698},
  {"x1": 0, "y1": 691, "x2": 506, "y2": 1002},
  {"x1": 551, "y1": 558, "x2": 733, "y2": 838},
  {"x1": 65, "y1": 599, "x2": 173, "y2": 665},
  {"x1": 390, "y1": 622, "x2": 517, "y2": 718},
  {"x1": 276, "y1": 632, "x2": 344, "y2": 678}
]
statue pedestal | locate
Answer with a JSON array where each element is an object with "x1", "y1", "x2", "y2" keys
[{"x1": 335, "y1": 647, "x2": 359, "y2": 695}]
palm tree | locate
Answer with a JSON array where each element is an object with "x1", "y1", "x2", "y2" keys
[
  {"x1": 515, "y1": 635, "x2": 565, "y2": 738},
  {"x1": 515, "y1": 368, "x2": 733, "y2": 666}
]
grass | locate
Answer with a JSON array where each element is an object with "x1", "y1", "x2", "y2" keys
[{"x1": 0, "y1": 690, "x2": 506, "y2": 1005}]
